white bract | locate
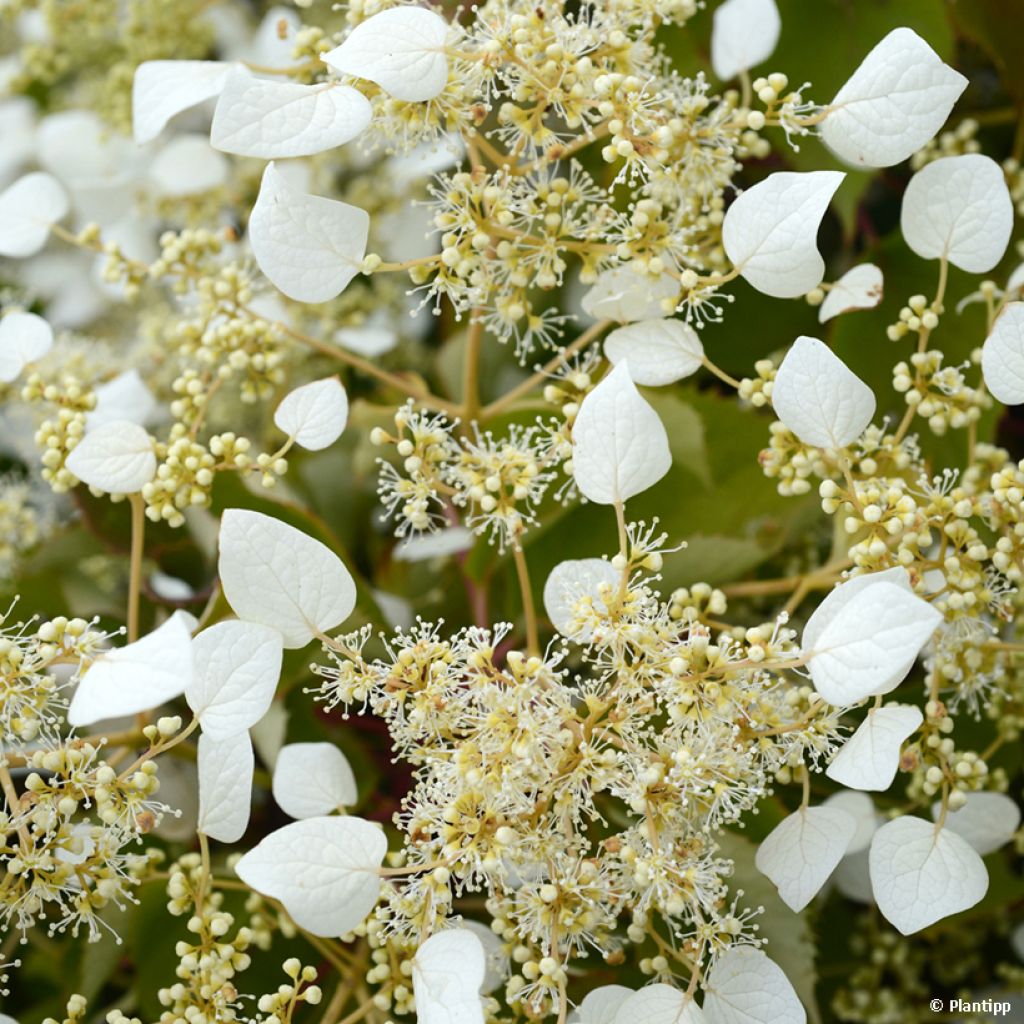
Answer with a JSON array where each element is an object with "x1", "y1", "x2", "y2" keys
[
  {"x1": 67, "y1": 612, "x2": 194, "y2": 727},
  {"x1": 721, "y1": 171, "x2": 844, "y2": 298},
  {"x1": 236, "y1": 816, "x2": 386, "y2": 937},
  {"x1": 186, "y1": 620, "x2": 283, "y2": 741},
  {"x1": 580, "y1": 267, "x2": 678, "y2": 323},
  {"x1": 0, "y1": 311, "x2": 53, "y2": 383},
  {"x1": 86, "y1": 370, "x2": 158, "y2": 431},
  {"x1": 248, "y1": 161, "x2": 370, "y2": 303},
  {"x1": 820, "y1": 29, "x2": 967, "y2": 168},
  {"x1": 711, "y1": 0, "x2": 781, "y2": 81},
  {"x1": 149, "y1": 135, "x2": 229, "y2": 197},
  {"x1": 771, "y1": 336, "x2": 876, "y2": 448},
  {"x1": 322, "y1": 7, "x2": 451, "y2": 103},
  {"x1": 273, "y1": 742, "x2": 357, "y2": 819},
  {"x1": 210, "y1": 70, "x2": 372, "y2": 158},
  {"x1": 803, "y1": 567, "x2": 912, "y2": 653},
  {"x1": 458, "y1": 920, "x2": 506, "y2": 994},
  {"x1": 826, "y1": 704, "x2": 923, "y2": 791},
  {"x1": 412, "y1": 928, "x2": 486, "y2": 1024},
  {"x1": 932, "y1": 792, "x2": 1022, "y2": 855},
  {"x1": 572, "y1": 362, "x2": 672, "y2": 505},
  {"x1": 869, "y1": 816, "x2": 988, "y2": 934},
  {"x1": 218, "y1": 508, "x2": 357, "y2": 649},
  {"x1": 900, "y1": 154, "x2": 1013, "y2": 273},
  {"x1": 543, "y1": 558, "x2": 619, "y2": 641},
  {"x1": 570, "y1": 986, "x2": 633, "y2": 1024},
  {"x1": 613, "y1": 984, "x2": 703, "y2": 1024},
  {"x1": 274, "y1": 376, "x2": 349, "y2": 450},
  {"x1": 0, "y1": 172, "x2": 69, "y2": 258},
  {"x1": 818, "y1": 264, "x2": 884, "y2": 323},
  {"x1": 603, "y1": 319, "x2": 704, "y2": 386},
  {"x1": 65, "y1": 420, "x2": 157, "y2": 494},
  {"x1": 806, "y1": 580, "x2": 941, "y2": 705},
  {"x1": 197, "y1": 730, "x2": 254, "y2": 844},
  {"x1": 822, "y1": 790, "x2": 878, "y2": 854},
  {"x1": 981, "y1": 303, "x2": 1024, "y2": 405},
  {"x1": 132, "y1": 59, "x2": 233, "y2": 143},
  {"x1": 755, "y1": 805, "x2": 857, "y2": 911},
  {"x1": 703, "y1": 947, "x2": 805, "y2": 1024}
]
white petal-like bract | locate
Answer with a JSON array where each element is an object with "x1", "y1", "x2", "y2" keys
[
  {"x1": 981, "y1": 303, "x2": 1024, "y2": 405},
  {"x1": 711, "y1": 0, "x2": 781, "y2": 81},
  {"x1": 86, "y1": 369, "x2": 158, "y2": 431},
  {"x1": 604, "y1": 319, "x2": 704, "y2": 386},
  {"x1": 65, "y1": 420, "x2": 157, "y2": 494},
  {"x1": 67, "y1": 612, "x2": 194, "y2": 727},
  {"x1": 821, "y1": 29, "x2": 967, "y2": 168},
  {"x1": 149, "y1": 134, "x2": 229, "y2": 197},
  {"x1": 932, "y1": 792, "x2": 1022, "y2": 855},
  {"x1": 869, "y1": 816, "x2": 988, "y2": 934},
  {"x1": 703, "y1": 947, "x2": 805, "y2": 1024},
  {"x1": 132, "y1": 60, "x2": 233, "y2": 144},
  {"x1": 826, "y1": 704, "x2": 923, "y2": 792},
  {"x1": 322, "y1": 7, "x2": 450, "y2": 103},
  {"x1": 274, "y1": 377, "x2": 349, "y2": 450},
  {"x1": 0, "y1": 311, "x2": 53, "y2": 383},
  {"x1": 0, "y1": 172, "x2": 69, "y2": 258},
  {"x1": 211, "y1": 70, "x2": 372, "y2": 158},
  {"x1": 823, "y1": 790, "x2": 878, "y2": 854},
  {"x1": 187, "y1": 620, "x2": 284, "y2": 740},
  {"x1": 235, "y1": 816, "x2": 386, "y2": 937},
  {"x1": 722, "y1": 171, "x2": 844, "y2": 298},
  {"x1": 543, "y1": 558, "x2": 619, "y2": 641},
  {"x1": 755, "y1": 806, "x2": 857, "y2": 911},
  {"x1": 249, "y1": 161, "x2": 369, "y2": 303},
  {"x1": 572, "y1": 363, "x2": 672, "y2": 505},
  {"x1": 197, "y1": 730, "x2": 253, "y2": 843},
  {"x1": 900, "y1": 155, "x2": 1013, "y2": 273},
  {"x1": 819, "y1": 264, "x2": 884, "y2": 323},
  {"x1": 218, "y1": 508, "x2": 357, "y2": 648},
  {"x1": 580, "y1": 267, "x2": 678, "y2": 323},
  {"x1": 412, "y1": 928, "x2": 486, "y2": 1024},
  {"x1": 573, "y1": 986, "x2": 634, "y2": 1024},
  {"x1": 613, "y1": 984, "x2": 703, "y2": 1024},
  {"x1": 771, "y1": 336, "x2": 875, "y2": 448},
  {"x1": 273, "y1": 742, "x2": 358, "y2": 819},
  {"x1": 807, "y1": 581, "x2": 941, "y2": 705}
]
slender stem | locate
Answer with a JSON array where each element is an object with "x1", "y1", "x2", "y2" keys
[
  {"x1": 702, "y1": 356, "x2": 741, "y2": 389},
  {"x1": 462, "y1": 316, "x2": 484, "y2": 424},
  {"x1": 127, "y1": 493, "x2": 146, "y2": 644},
  {"x1": 512, "y1": 540, "x2": 540, "y2": 655}
]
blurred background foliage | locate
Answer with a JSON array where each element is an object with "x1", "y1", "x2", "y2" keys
[{"x1": 2, "y1": 1, "x2": 1023, "y2": 1022}]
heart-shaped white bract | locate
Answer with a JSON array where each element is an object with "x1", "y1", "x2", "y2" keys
[
  {"x1": 197, "y1": 730, "x2": 254, "y2": 843},
  {"x1": 322, "y1": 6, "x2": 451, "y2": 104},
  {"x1": 822, "y1": 790, "x2": 878, "y2": 855},
  {"x1": 572, "y1": 362, "x2": 672, "y2": 506},
  {"x1": 0, "y1": 172, "x2": 69, "y2": 259},
  {"x1": 0, "y1": 311, "x2": 53, "y2": 383},
  {"x1": 149, "y1": 134, "x2": 229, "y2": 198},
  {"x1": 272, "y1": 741, "x2": 357, "y2": 819},
  {"x1": 67, "y1": 611, "x2": 194, "y2": 727},
  {"x1": 901, "y1": 154, "x2": 1013, "y2": 273},
  {"x1": 826, "y1": 704, "x2": 923, "y2": 792},
  {"x1": 806, "y1": 580, "x2": 941, "y2": 705},
  {"x1": 211, "y1": 69, "x2": 372, "y2": 158},
  {"x1": 613, "y1": 984, "x2": 703, "y2": 1024},
  {"x1": 218, "y1": 508, "x2": 357, "y2": 649},
  {"x1": 86, "y1": 369, "x2": 158, "y2": 431},
  {"x1": 722, "y1": 171, "x2": 844, "y2": 298},
  {"x1": 580, "y1": 267, "x2": 678, "y2": 323},
  {"x1": 65, "y1": 420, "x2": 157, "y2": 494},
  {"x1": 711, "y1": 0, "x2": 781, "y2": 82},
  {"x1": 235, "y1": 816, "x2": 386, "y2": 937},
  {"x1": 932, "y1": 792, "x2": 1022, "y2": 855},
  {"x1": 771, "y1": 336, "x2": 875, "y2": 449},
  {"x1": 412, "y1": 928, "x2": 487, "y2": 1024},
  {"x1": 248, "y1": 161, "x2": 370, "y2": 304},
  {"x1": 603, "y1": 318, "x2": 704, "y2": 386},
  {"x1": 819, "y1": 264, "x2": 884, "y2": 323},
  {"x1": 869, "y1": 816, "x2": 988, "y2": 935},
  {"x1": 570, "y1": 986, "x2": 634, "y2": 1024},
  {"x1": 274, "y1": 376, "x2": 349, "y2": 451},
  {"x1": 981, "y1": 303, "x2": 1024, "y2": 405},
  {"x1": 132, "y1": 59, "x2": 233, "y2": 144},
  {"x1": 803, "y1": 567, "x2": 913, "y2": 653},
  {"x1": 820, "y1": 28, "x2": 967, "y2": 168},
  {"x1": 755, "y1": 805, "x2": 857, "y2": 912},
  {"x1": 456, "y1": 920, "x2": 506, "y2": 994},
  {"x1": 186, "y1": 620, "x2": 284, "y2": 741},
  {"x1": 543, "y1": 558, "x2": 620, "y2": 641},
  {"x1": 703, "y1": 947, "x2": 805, "y2": 1024}
]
